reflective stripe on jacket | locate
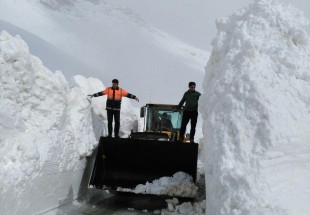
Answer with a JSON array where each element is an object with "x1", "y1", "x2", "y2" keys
[
  {"x1": 103, "y1": 87, "x2": 128, "y2": 110},
  {"x1": 93, "y1": 87, "x2": 136, "y2": 111},
  {"x1": 103, "y1": 87, "x2": 128, "y2": 101}
]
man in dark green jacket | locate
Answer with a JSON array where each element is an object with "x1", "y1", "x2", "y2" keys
[{"x1": 177, "y1": 82, "x2": 201, "y2": 143}]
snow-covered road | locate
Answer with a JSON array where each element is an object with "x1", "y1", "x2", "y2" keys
[{"x1": 55, "y1": 179, "x2": 206, "y2": 215}]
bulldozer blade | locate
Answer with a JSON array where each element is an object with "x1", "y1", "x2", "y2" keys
[{"x1": 89, "y1": 137, "x2": 198, "y2": 190}]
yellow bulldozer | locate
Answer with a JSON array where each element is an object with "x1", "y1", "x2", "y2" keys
[{"x1": 89, "y1": 103, "x2": 198, "y2": 195}]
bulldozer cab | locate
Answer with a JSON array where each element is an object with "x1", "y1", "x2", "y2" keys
[{"x1": 140, "y1": 104, "x2": 182, "y2": 141}]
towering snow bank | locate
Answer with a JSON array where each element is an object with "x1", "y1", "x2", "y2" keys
[
  {"x1": 0, "y1": 31, "x2": 109, "y2": 214},
  {"x1": 0, "y1": 31, "x2": 140, "y2": 215},
  {"x1": 200, "y1": 0, "x2": 310, "y2": 214}
]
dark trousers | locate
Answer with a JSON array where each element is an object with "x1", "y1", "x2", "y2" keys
[
  {"x1": 180, "y1": 110, "x2": 198, "y2": 140},
  {"x1": 107, "y1": 110, "x2": 120, "y2": 137}
]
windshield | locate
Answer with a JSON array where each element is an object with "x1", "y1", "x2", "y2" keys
[{"x1": 146, "y1": 106, "x2": 183, "y2": 131}]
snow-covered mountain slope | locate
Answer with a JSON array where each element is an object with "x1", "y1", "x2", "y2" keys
[
  {"x1": 0, "y1": 20, "x2": 97, "y2": 79},
  {"x1": 0, "y1": 0, "x2": 209, "y2": 105}
]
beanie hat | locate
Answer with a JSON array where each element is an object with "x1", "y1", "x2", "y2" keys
[{"x1": 112, "y1": 79, "x2": 119, "y2": 84}]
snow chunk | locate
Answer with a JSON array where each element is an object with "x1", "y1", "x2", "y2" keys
[
  {"x1": 117, "y1": 171, "x2": 198, "y2": 198},
  {"x1": 160, "y1": 198, "x2": 206, "y2": 215}
]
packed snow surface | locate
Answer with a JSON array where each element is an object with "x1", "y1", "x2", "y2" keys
[{"x1": 200, "y1": 0, "x2": 310, "y2": 214}]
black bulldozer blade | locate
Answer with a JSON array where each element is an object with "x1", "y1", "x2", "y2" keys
[{"x1": 89, "y1": 137, "x2": 198, "y2": 190}]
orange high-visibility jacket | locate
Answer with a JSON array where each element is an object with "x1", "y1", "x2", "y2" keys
[{"x1": 93, "y1": 87, "x2": 136, "y2": 110}]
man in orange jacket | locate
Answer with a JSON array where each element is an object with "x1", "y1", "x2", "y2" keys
[{"x1": 88, "y1": 79, "x2": 139, "y2": 138}]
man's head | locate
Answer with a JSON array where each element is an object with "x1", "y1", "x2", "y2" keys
[
  {"x1": 112, "y1": 79, "x2": 119, "y2": 89},
  {"x1": 188, "y1": 81, "x2": 196, "y2": 92}
]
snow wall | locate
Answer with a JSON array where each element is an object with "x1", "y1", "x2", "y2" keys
[
  {"x1": 200, "y1": 0, "x2": 310, "y2": 214},
  {"x1": 0, "y1": 31, "x2": 139, "y2": 215}
]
